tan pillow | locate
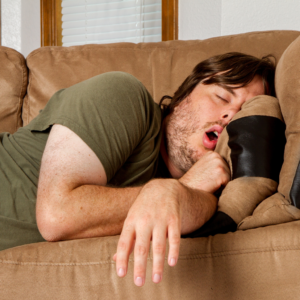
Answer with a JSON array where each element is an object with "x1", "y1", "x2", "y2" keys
[
  {"x1": 185, "y1": 95, "x2": 286, "y2": 237},
  {"x1": 0, "y1": 47, "x2": 27, "y2": 133}
]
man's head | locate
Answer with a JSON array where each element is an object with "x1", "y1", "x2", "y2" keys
[
  {"x1": 160, "y1": 52, "x2": 275, "y2": 117},
  {"x1": 160, "y1": 52, "x2": 275, "y2": 177}
]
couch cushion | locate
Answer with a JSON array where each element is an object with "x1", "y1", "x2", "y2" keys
[
  {"x1": 0, "y1": 47, "x2": 27, "y2": 133},
  {"x1": 1, "y1": 221, "x2": 300, "y2": 299},
  {"x1": 23, "y1": 30, "x2": 300, "y2": 125}
]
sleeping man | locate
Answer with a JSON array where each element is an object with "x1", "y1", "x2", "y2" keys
[{"x1": 0, "y1": 52, "x2": 275, "y2": 286}]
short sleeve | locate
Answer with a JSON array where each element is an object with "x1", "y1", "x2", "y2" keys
[{"x1": 26, "y1": 72, "x2": 162, "y2": 184}]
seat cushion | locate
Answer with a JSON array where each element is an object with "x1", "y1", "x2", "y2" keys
[{"x1": 1, "y1": 220, "x2": 300, "y2": 299}]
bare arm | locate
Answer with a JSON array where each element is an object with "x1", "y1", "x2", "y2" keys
[
  {"x1": 37, "y1": 124, "x2": 220, "y2": 242},
  {"x1": 37, "y1": 124, "x2": 229, "y2": 287},
  {"x1": 36, "y1": 124, "x2": 142, "y2": 241},
  {"x1": 115, "y1": 151, "x2": 230, "y2": 286}
]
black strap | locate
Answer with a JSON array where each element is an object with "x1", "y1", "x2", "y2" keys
[
  {"x1": 182, "y1": 212, "x2": 237, "y2": 238},
  {"x1": 227, "y1": 116, "x2": 286, "y2": 183}
]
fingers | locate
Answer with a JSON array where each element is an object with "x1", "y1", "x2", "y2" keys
[
  {"x1": 167, "y1": 220, "x2": 181, "y2": 267},
  {"x1": 208, "y1": 152, "x2": 231, "y2": 187},
  {"x1": 116, "y1": 223, "x2": 135, "y2": 278},
  {"x1": 116, "y1": 221, "x2": 180, "y2": 287},
  {"x1": 115, "y1": 179, "x2": 183, "y2": 286},
  {"x1": 133, "y1": 226, "x2": 152, "y2": 286},
  {"x1": 151, "y1": 226, "x2": 167, "y2": 283}
]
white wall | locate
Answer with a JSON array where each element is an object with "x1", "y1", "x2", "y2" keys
[
  {"x1": 2, "y1": 0, "x2": 300, "y2": 56},
  {"x1": 21, "y1": 0, "x2": 41, "y2": 57},
  {"x1": 2, "y1": 0, "x2": 40, "y2": 57},
  {"x1": 179, "y1": 0, "x2": 222, "y2": 40},
  {"x1": 2, "y1": 0, "x2": 22, "y2": 53},
  {"x1": 179, "y1": 0, "x2": 300, "y2": 40}
]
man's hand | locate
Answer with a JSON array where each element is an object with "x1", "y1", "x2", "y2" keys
[
  {"x1": 114, "y1": 179, "x2": 220, "y2": 286},
  {"x1": 179, "y1": 151, "x2": 231, "y2": 193},
  {"x1": 114, "y1": 152, "x2": 231, "y2": 286},
  {"x1": 115, "y1": 179, "x2": 182, "y2": 286}
]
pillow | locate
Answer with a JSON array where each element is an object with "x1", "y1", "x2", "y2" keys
[
  {"x1": 185, "y1": 95, "x2": 286, "y2": 237},
  {"x1": 238, "y1": 35, "x2": 300, "y2": 230}
]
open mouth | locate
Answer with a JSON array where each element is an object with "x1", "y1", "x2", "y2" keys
[
  {"x1": 202, "y1": 125, "x2": 223, "y2": 150},
  {"x1": 206, "y1": 130, "x2": 219, "y2": 141}
]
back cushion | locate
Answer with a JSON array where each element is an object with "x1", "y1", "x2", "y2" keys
[
  {"x1": 0, "y1": 47, "x2": 27, "y2": 133},
  {"x1": 23, "y1": 30, "x2": 300, "y2": 125}
]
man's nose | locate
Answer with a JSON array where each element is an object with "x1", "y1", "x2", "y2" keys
[{"x1": 221, "y1": 107, "x2": 240, "y2": 123}]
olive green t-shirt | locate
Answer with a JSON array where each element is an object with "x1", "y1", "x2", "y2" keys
[{"x1": 0, "y1": 72, "x2": 162, "y2": 251}]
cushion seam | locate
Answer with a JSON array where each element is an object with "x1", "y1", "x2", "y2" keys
[{"x1": 1, "y1": 245, "x2": 300, "y2": 266}]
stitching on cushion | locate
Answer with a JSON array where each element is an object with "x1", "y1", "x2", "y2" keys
[
  {"x1": 175, "y1": 245, "x2": 300, "y2": 260},
  {"x1": 0, "y1": 261, "x2": 114, "y2": 266},
  {"x1": 1, "y1": 245, "x2": 300, "y2": 266}
]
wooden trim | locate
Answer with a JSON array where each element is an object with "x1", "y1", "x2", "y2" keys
[
  {"x1": 162, "y1": 0, "x2": 178, "y2": 41},
  {"x1": 40, "y1": 0, "x2": 62, "y2": 46},
  {"x1": 41, "y1": 0, "x2": 177, "y2": 46}
]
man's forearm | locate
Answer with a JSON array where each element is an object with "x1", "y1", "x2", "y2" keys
[
  {"x1": 36, "y1": 184, "x2": 142, "y2": 242},
  {"x1": 37, "y1": 178, "x2": 217, "y2": 242}
]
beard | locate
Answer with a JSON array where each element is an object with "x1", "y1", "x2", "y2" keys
[
  {"x1": 165, "y1": 102, "x2": 222, "y2": 174},
  {"x1": 165, "y1": 104, "x2": 201, "y2": 174}
]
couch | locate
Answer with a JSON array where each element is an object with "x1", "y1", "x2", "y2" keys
[{"x1": 1, "y1": 30, "x2": 300, "y2": 299}]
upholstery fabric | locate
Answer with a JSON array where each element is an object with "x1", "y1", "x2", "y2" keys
[
  {"x1": 0, "y1": 47, "x2": 27, "y2": 133},
  {"x1": 276, "y1": 35, "x2": 300, "y2": 205},
  {"x1": 23, "y1": 30, "x2": 300, "y2": 125},
  {"x1": 1, "y1": 221, "x2": 300, "y2": 299},
  {"x1": 216, "y1": 96, "x2": 284, "y2": 224}
]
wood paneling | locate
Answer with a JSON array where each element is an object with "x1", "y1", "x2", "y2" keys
[
  {"x1": 40, "y1": 0, "x2": 62, "y2": 46},
  {"x1": 40, "y1": 0, "x2": 178, "y2": 46},
  {"x1": 162, "y1": 0, "x2": 178, "y2": 41}
]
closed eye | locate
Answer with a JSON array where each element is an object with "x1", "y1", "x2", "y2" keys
[{"x1": 217, "y1": 95, "x2": 229, "y2": 103}]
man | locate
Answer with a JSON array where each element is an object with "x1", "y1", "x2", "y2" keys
[{"x1": 0, "y1": 52, "x2": 274, "y2": 286}]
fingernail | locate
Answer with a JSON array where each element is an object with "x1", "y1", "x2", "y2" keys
[
  {"x1": 153, "y1": 273, "x2": 161, "y2": 283},
  {"x1": 170, "y1": 258, "x2": 176, "y2": 266},
  {"x1": 118, "y1": 268, "x2": 125, "y2": 277},
  {"x1": 135, "y1": 276, "x2": 143, "y2": 286}
]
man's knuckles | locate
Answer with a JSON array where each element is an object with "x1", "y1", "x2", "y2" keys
[
  {"x1": 152, "y1": 244, "x2": 166, "y2": 255},
  {"x1": 117, "y1": 240, "x2": 131, "y2": 254},
  {"x1": 135, "y1": 244, "x2": 148, "y2": 256},
  {"x1": 167, "y1": 214, "x2": 180, "y2": 227}
]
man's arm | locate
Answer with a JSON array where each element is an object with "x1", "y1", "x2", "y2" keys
[
  {"x1": 115, "y1": 151, "x2": 230, "y2": 286},
  {"x1": 36, "y1": 124, "x2": 143, "y2": 242},
  {"x1": 37, "y1": 124, "x2": 222, "y2": 242},
  {"x1": 37, "y1": 124, "x2": 229, "y2": 287}
]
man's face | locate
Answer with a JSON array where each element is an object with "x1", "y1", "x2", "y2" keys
[{"x1": 164, "y1": 75, "x2": 265, "y2": 175}]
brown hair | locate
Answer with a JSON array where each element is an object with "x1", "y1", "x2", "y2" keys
[{"x1": 159, "y1": 52, "x2": 276, "y2": 117}]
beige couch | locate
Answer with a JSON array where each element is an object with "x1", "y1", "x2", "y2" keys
[{"x1": 1, "y1": 30, "x2": 300, "y2": 299}]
